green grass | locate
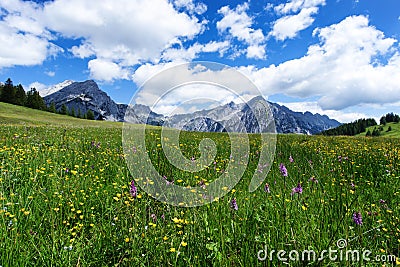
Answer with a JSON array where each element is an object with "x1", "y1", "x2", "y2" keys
[
  {"x1": 0, "y1": 103, "x2": 399, "y2": 266},
  {"x1": 356, "y1": 122, "x2": 400, "y2": 138},
  {"x1": 0, "y1": 102, "x2": 122, "y2": 128}
]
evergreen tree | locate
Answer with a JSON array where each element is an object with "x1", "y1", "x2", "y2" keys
[
  {"x1": 60, "y1": 104, "x2": 68, "y2": 115},
  {"x1": 372, "y1": 127, "x2": 381, "y2": 137},
  {"x1": 48, "y1": 102, "x2": 56, "y2": 113},
  {"x1": 1, "y1": 78, "x2": 16, "y2": 104},
  {"x1": 14, "y1": 84, "x2": 26, "y2": 106},
  {"x1": 86, "y1": 109, "x2": 95, "y2": 120},
  {"x1": 69, "y1": 106, "x2": 75, "y2": 117},
  {"x1": 77, "y1": 108, "x2": 82, "y2": 118},
  {"x1": 26, "y1": 88, "x2": 46, "y2": 110},
  {"x1": 366, "y1": 130, "x2": 371, "y2": 136},
  {"x1": 387, "y1": 126, "x2": 392, "y2": 132},
  {"x1": 380, "y1": 116, "x2": 386, "y2": 125}
]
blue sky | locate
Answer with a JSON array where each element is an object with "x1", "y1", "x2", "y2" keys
[{"x1": 0, "y1": 0, "x2": 400, "y2": 122}]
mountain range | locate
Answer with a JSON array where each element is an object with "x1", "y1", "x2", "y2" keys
[{"x1": 42, "y1": 80, "x2": 340, "y2": 134}]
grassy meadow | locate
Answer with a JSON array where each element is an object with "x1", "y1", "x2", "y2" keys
[{"x1": 0, "y1": 103, "x2": 399, "y2": 266}]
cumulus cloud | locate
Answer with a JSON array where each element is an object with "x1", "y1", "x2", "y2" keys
[
  {"x1": 274, "y1": 0, "x2": 325, "y2": 15},
  {"x1": 173, "y1": 0, "x2": 207, "y2": 15},
  {"x1": 0, "y1": 0, "x2": 205, "y2": 81},
  {"x1": 161, "y1": 41, "x2": 230, "y2": 62},
  {"x1": 271, "y1": 0, "x2": 325, "y2": 41},
  {"x1": 241, "y1": 15, "x2": 400, "y2": 110},
  {"x1": 270, "y1": 7, "x2": 319, "y2": 41},
  {"x1": 88, "y1": 59, "x2": 130, "y2": 82},
  {"x1": 29, "y1": 81, "x2": 47, "y2": 92},
  {"x1": 41, "y1": 0, "x2": 204, "y2": 66},
  {"x1": 0, "y1": 0, "x2": 63, "y2": 68},
  {"x1": 131, "y1": 62, "x2": 260, "y2": 113},
  {"x1": 217, "y1": 3, "x2": 266, "y2": 59}
]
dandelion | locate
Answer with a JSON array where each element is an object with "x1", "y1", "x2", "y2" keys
[
  {"x1": 181, "y1": 241, "x2": 187, "y2": 247},
  {"x1": 279, "y1": 163, "x2": 288, "y2": 177},
  {"x1": 230, "y1": 198, "x2": 238, "y2": 211},
  {"x1": 130, "y1": 180, "x2": 137, "y2": 198},
  {"x1": 352, "y1": 212, "x2": 363, "y2": 225},
  {"x1": 291, "y1": 183, "x2": 303, "y2": 196},
  {"x1": 264, "y1": 183, "x2": 270, "y2": 193},
  {"x1": 170, "y1": 247, "x2": 176, "y2": 252}
]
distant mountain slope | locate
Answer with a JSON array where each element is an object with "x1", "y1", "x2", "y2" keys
[
  {"x1": 44, "y1": 80, "x2": 126, "y2": 121},
  {"x1": 44, "y1": 80, "x2": 340, "y2": 134}
]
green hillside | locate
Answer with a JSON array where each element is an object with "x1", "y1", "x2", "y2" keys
[
  {"x1": 356, "y1": 122, "x2": 400, "y2": 138},
  {"x1": 0, "y1": 102, "x2": 122, "y2": 128}
]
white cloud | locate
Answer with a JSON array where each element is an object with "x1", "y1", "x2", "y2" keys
[
  {"x1": 41, "y1": 0, "x2": 204, "y2": 65},
  {"x1": 88, "y1": 59, "x2": 130, "y2": 82},
  {"x1": 0, "y1": 0, "x2": 63, "y2": 68},
  {"x1": 45, "y1": 71, "x2": 55, "y2": 77},
  {"x1": 0, "y1": 0, "x2": 205, "y2": 81},
  {"x1": 29, "y1": 81, "x2": 47, "y2": 92},
  {"x1": 271, "y1": 0, "x2": 326, "y2": 41},
  {"x1": 274, "y1": 0, "x2": 326, "y2": 15},
  {"x1": 240, "y1": 15, "x2": 400, "y2": 110},
  {"x1": 173, "y1": 0, "x2": 207, "y2": 15},
  {"x1": 161, "y1": 41, "x2": 230, "y2": 62},
  {"x1": 278, "y1": 101, "x2": 371, "y2": 123},
  {"x1": 270, "y1": 7, "x2": 319, "y2": 41},
  {"x1": 246, "y1": 45, "x2": 266, "y2": 59},
  {"x1": 217, "y1": 3, "x2": 266, "y2": 59},
  {"x1": 132, "y1": 62, "x2": 260, "y2": 111},
  {"x1": 70, "y1": 42, "x2": 95, "y2": 59}
]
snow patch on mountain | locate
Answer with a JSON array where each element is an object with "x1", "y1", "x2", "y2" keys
[{"x1": 39, "y1": 80, "x2": 74, "y2": 97}]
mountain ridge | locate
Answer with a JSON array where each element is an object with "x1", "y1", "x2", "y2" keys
[{"x1": 43, "y1": 80, "x2": 341, "y2": 134}]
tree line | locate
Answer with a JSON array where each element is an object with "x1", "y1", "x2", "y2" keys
[
  {"x1": 320, "y1": 118, "x2": 377, "y2": 136},
  {"x1": 0, "y1": 78, "x2": 95, "y2": 120},
  {"x1": 379, "y1": 112, "x2": 400, "y2": 125}
]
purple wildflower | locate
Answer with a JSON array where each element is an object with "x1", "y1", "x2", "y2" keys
[
  {"x1": 150, "y1": 213, "x2": 157, "y2": 222},
  {"x1": 163, "y1": 175, "x2": 174, "y2": 185},
  {"x1": 264, "y1": 183, "x2": 270, "y2": 193},
  {"x1": 379, "y1": 199, "x2": 386, "y2": 204},
  {"x1": 309, "y1": 176, "x2": 318, "y2": 184},
  {"x1": 198, "y1": 180, "x2": 206, "y2": 189},
  {"x1": 352, "y1": 212, "x2": 363, "y2": 225},
  {"x1": 279, "y1": 163, "x2": 288, "y2": 177},
  {"x1": 230, "y1": 198, "x2": 238, "y2": 211},
  {"x1": 291, "y1": 183, "x2": 303, "y2": 196},
  {"x1": 289, "y1": 155, "x2": 294, "y2": 163},
  {"x1": 65, "y1": 168, "x2": 69, "y2": 173},
  {"x1": 350, "y1": 182, "x2": 355, "y2": 189},
  {"x1": 130, "y1": 180, "x2": 137, "y2": 198}
]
